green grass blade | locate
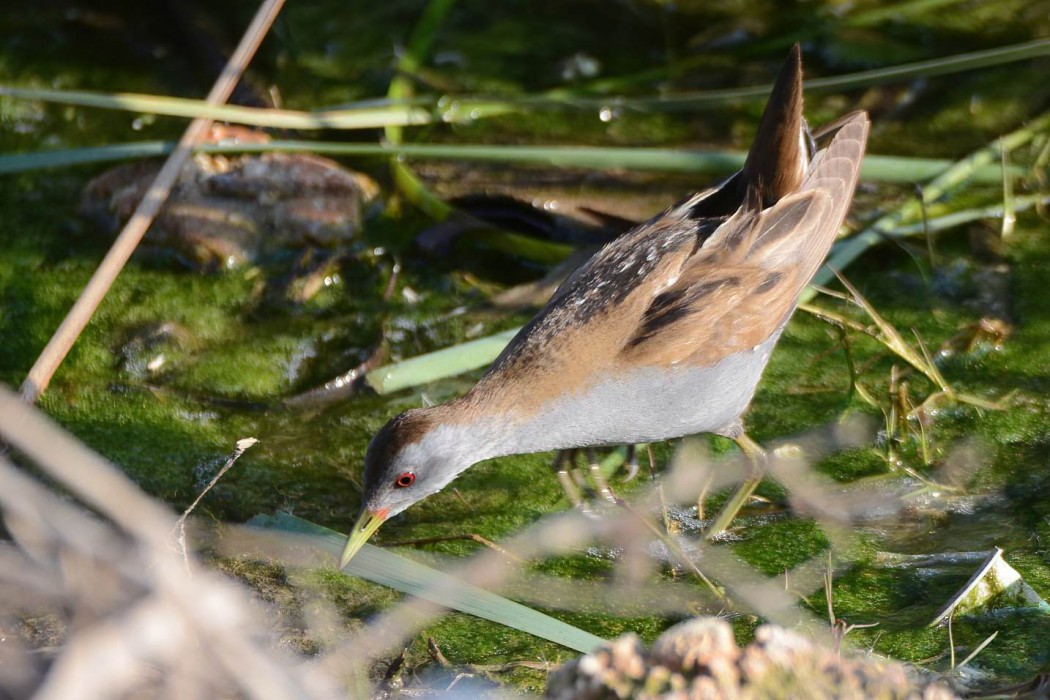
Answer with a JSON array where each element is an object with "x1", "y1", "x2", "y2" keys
[
  {"x1": 845, "y1": 0, "x2": 970, "y2": 27},
  {"x1": 383, "y1": 0, "x2": 463, "y2": 225},
  {"x1": 4, "y1": 40, "x2": 1047, "y2": 124},
  {"x1": 797, "y1": 38, "x2": 1050, "y2": 93},
  {"x1": 0, "y1": 86, "x2": 436, "y2": 129},
  {"x1": 388, "y1": 0, "x2": 457, "y2": 146},
  {"x1": 808, "y1": 110, "x2": 1050, "y2": 297},
  {"x1": 0, "y1": 139, "x2": 1018, "y2": 184},
  {"x1": 473, "y1": 230, "x2": 575, "y2": 264},
  {"x1": 367, "y1": 328, "x2": 520, "y2": 394},
  {"x1": 0, "y1": 142, "x2": 173, "y2": 172},
  {"x1": 249, "y1": 512, "x2": 606, "y2": 653},
  {"x1": 529, "y1": 39, "x2": 1050, "y2": 110},
  {"x1": 880, "y1": 194, "x2": 1048, "y2": 235}
]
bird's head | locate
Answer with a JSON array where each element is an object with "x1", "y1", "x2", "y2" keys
[{"x1": 339, "y1": 407, "x2": 469, "y2": 567}]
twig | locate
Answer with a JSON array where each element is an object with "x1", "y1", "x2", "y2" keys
[
  {"x1": 1001, "y1": 146, "x2": 1016, "y2": 237},
  {"x1": 379, "y1": 648, "x2": 408, "y2": 692},
  {"x1": 428, "y1": 637, "x2": 552, "y2": 674},
  {"x1": 948, "y1": 607, "x2": 956, "y2": 670},
  {"x1": 806, "y1": 110, "x2": 1050, "y2": 302},
  {"x1": 378, "y1": 533, "x2": 525, "y2": 564},
  {"x1": 825, "y1": 551, "x2": 879, "y2": 655},
  {"x1": 614, "y1": 498, "x2": 726, "y2": 603},
  {"x1": 0, "y1": 387, "x2": 319, "y2": 698},
  {"x1": 954, "y1": 631, "x2": 998, "y2": 673},
  {"x1": 174, "y1": 438, "x2": 259, "y2": 569},
  {"x1": 427, "y1": 637, "x2": 452, "y2": 667},
  {"x1": 19, "y1": 0, "x2": 287, "y2": 404},
  {"x1": 281, "y1": 338, "x2": 388, "y2": 410}
]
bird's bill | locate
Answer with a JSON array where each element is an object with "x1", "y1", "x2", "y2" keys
[{"x1": 339, "y1": 509, "x2": 387, "y2": 568}]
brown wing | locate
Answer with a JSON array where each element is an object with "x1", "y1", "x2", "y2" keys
[
  {"x1": 621, "y1": 111, "x2": 870, "y2": 367},
  {"x1": 793, "y1": 111, "x2": 869, "y2": 280}
]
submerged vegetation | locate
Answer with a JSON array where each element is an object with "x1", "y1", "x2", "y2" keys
[{"x1": 1, "y1": 0, "x2": 1050, "y2": 696}]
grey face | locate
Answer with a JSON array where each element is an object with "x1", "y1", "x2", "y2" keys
[
  {"x1": 358, "y1": 409, "x2": 464, "y2": 519},
  {"x1": 359, "y1": 411, "x2": 424, "y2": 517}
]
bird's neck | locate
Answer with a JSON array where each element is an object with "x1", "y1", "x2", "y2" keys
[
  {"x1": 427, "y1": 385, "x2": 599, "y2": 467},
  {"x1": 417, "y1": 391, "x2": 551, "y2": 470}
]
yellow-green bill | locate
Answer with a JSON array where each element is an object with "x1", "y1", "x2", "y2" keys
[{"x1": 340, "y1": 510, "x2": 386, "y2": 568}]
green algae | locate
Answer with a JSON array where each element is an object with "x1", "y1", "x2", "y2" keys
[
  {"x1": 734, "y1": 520, "x2": 831, "y2": 577},
  {"x1": 3, "y1": 0, "x2": 1050, "y2": 693}
]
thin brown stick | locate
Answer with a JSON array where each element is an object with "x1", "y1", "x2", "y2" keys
[
  {"x1": 377, "y1": 533, "x2": 525, "y2": 564},
  {"x1": 19, "y1": 0, "x2": 287, "y2": 405},
  {"x1": 174, "y1": 438, "x2": 259, "y2": 569},
  {"x1": 0, "y1": 389, "x2": 321, "y2": 698},
  {"x1": 428, "y1": 636, "x2": 555, "y2": 674},
  {"x1": 614, "y1": 497, "x2": 726, "y2": 603},
  {"x1": 428, "y1": 637, "x2": 452, "y2": 667}
]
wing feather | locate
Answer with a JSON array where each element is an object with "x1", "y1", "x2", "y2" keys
[{"x1": 621, "y1": 111, "x2": 869, "y2": 366}]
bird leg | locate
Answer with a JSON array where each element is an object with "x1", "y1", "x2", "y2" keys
[
  {"x1": 704, "y1": 434, "x2": 767, "y2": 539},
  {"x1": 585, "y1": 448, "x2": 617, "y2": 503},
  {"x1": 623, "y1": 444, "x2": 640, "y2": 481},
  {"x1": 645, "y1": 444, "x2": 659, "y2": 480},
  {"x1": 552, "y1": 448, "x2": 621, "y2": 510},
  {"x1": 552, "y1": 449, "x2": 586, "y2": 509},
  {"x1": 570, "y1": 458, "x2": 591, "y2": 489}
]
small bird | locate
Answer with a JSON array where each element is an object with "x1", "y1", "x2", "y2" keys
[{"x1": 340, "y1": 45, "x2": 869, "y2": 567}]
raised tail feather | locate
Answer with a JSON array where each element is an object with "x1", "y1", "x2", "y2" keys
[
  {"x1": 739, "y1": 42, "x2": 807, "y2": 207},
  {"x1": 728, "y1": 111, "x2": 870, "y2": 274},
  {"x1": 680, "y1": 43, "x2": 809, "y2": 221}
]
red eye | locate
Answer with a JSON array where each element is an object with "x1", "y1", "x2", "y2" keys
[{"x1": 394, "y1": 472, "x2": 416, "y2": 488}]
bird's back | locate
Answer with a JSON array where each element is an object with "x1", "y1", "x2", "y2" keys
[{"x1": 462, "y1": 48, "x2": 869, "y2": 445}]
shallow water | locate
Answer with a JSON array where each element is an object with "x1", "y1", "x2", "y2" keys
[{"x1": 2, "y1": 0, "x2": 1050, "y2": 692}]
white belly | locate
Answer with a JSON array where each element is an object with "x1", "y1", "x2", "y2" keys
[{"x1": 506, "y1": 332, "x2": 780, "y2": 454}]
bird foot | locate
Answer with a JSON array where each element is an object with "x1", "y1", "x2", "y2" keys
[
  {"x1": 704, "y1": 435, "x2": 768, "y2": 540},
  {"x1": 552, "y1": 448, "x2": 620, "y2": 513}
]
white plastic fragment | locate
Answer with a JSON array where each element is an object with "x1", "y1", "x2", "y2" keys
[{"x1": 929, "y1": 547, "x2": 1050, "y2": 626}]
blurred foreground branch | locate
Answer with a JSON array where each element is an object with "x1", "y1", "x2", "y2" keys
[{"x1": 0, "y1": 386, "x2": 337, "y2": 698}]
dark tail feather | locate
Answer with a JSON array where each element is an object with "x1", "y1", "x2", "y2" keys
[{"x1": 740, "y1": 43, "x2": 805, "y2": 207}]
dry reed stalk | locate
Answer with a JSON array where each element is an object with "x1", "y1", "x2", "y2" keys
[
  {"x1": 0, "y1": 384, "x2": 338, "y2": 698},
  {"x1": 19, "y1": 0, "x2": 287, "y2": 404}
]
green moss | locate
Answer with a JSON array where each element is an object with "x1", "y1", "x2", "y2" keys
[
  {"x1": 4, "y1": 0, "x2": 1050, "y2": 692},
  {"x1": 734, "y1": 519, "x2": 831, "y2": 576},
  {"x1": 818, "y1": 447, "x2": 889, "y2": 481}
]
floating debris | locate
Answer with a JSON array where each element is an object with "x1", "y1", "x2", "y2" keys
[
  {"x1": 80, "y1": 131, "x2": 380, "y2": 271},
  {"x1": 930, "y1": 547, "x2": 1050, "y2": 626}
]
